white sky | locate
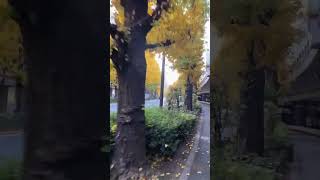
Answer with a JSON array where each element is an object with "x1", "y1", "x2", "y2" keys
[{"x1": 110, "y1": 3, "x2": 210, "y2": 90}]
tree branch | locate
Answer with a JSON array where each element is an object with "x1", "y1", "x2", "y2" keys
[
  {"x1": 110, "y1": 24, "x2": 125, "y2": 40},
  {"x1": 145, "y1": 39, "x2": 174, "y2": 50},
  {"x1": 111, "y1": 48, "x2": 127, "y2": 72},
  {"x1": 110, "y1": 23, "x2": 128, "y2": 72},
  {"x1": 143, "y1": 0, "x2": 170, "y2": 32}
]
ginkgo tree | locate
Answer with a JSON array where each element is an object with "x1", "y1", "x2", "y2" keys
[
  {"x1": 147, "y1": 0, "x2": 207, "y2": 111},
  {"x1": 0, "y1": 0, "x2": 23, "y2": 79},
  {"x1": 0, "y1": 0, "x2": 24, "y2": 112},
  {"x1": 110, "y1": 50, "x2": 160, "y2": 99},
  {"x1": 174, "y1": 56, "x2": 203, "y2": 111},
  {"x1": 110, "y1": 0, "x2": 207, "y2": 178},
  {"x1": 213, "y1": 0, "x2": 300, "y2": 155},
  {"x1": 145, "y1": 50, "x2": 160, "y2": 98}
]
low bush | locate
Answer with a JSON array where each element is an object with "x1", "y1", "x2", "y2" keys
[
  {"x1": 110, "y1": 108, "x2": 197, "y2": 157},
  {"x1": 0, "y1": 113, "x2": 24, "y2": 132},
  {"x1": 193, "y1": 102, "x2": 202, "y2": 114},
  {"x1": 0, "y1": 159, "x2": 21, "y2": 180},
  {"x1": 213, "y1": 160, "x2": 276, "y2": 180},
  {"x1": 213, "y1": 146, "x2": 278, "y2": 180}
]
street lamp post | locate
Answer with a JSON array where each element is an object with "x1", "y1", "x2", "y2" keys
[{"x1": 160, "y1": 54, "x2": 165, "y2": 107}]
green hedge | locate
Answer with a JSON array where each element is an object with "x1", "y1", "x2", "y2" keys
[
  {"x1": 213, "y1": 160, "x2": 276, "y2": 180},
  {"x1": 0, "y1": 160, "x2": 21, "y2": 180},
  {"x1": 0, "y1": 113, "x2": 24, "y2": 132},
  {"x1": 110, "y1": 108, "x2": 197, "y2": 157}
]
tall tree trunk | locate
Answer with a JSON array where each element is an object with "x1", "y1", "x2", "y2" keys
[
  {"x1": 15, "y1": 82, "x2": 23, "y2": 113},
  {"x1": 240, "y1": 41, "x2": 265, "y2": 155},
  {"x1": 112, "y1": 4, "x2": 148, "y2": 178},
  {"x1": 185, "y1": 75, "x2": 193, "y2": 111},
  {"x1": 114, "y1": 85, "x2": 118, "y2": 98},
  {"x1": 213, "y1": 104, "x2": 222, "y2": 147},
  {"x1": 246, "y1": 68, "x2": 265, "y2": 155},
  {"x1": 0, "y1": 85, "x2": 8, "y2": 113},
  {"x1": 176, "y1": 96, "x2": 179, "y2": 109},
  {"x1": 10, "y1": 1, "x2": 108, "y2": 179}
]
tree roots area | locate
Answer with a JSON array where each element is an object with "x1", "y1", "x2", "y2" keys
[{"x1": 110, "y1": 107, "x2": 200, "y2": 179}]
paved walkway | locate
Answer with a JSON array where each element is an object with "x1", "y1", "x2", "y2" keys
[
  {"x1": 0, "y1": 133, "x2": 23, "y2": 165},
  {"x1": 181, "y1": 102, "x2": 210, "y2": 180},
  {"x1": 287, "y1": 131, "x2": 320, "y2": 180},
  {"x1": 288, "y1": 125, "x2": 320, "y2": 137}
]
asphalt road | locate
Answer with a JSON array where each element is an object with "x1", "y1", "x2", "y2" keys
[
  {"x1": 188, "y1": 102, "x2": 210, "y2": 180},
  {"x1": 110, "y1": 99, "x2": 162, "y2": 112},
  {"x1": 287, "y1": 131, "x2": 320, "y2": 180},
  {"x1": 0, "y1": 133, "x2": 23, "y2": 165},
  {"x1": 0, "y1": 99, "x2": 163, "y2": 166}
]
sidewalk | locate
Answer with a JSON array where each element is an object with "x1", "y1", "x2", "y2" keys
[
  {"x1": 287, "y1": 125, "x2": 320, "y2": 137},
  {"x1": 180, "y1": 103, "x2": 210, "y2": 180},
  {"x1": 286, "y1": 131, "x2": 320, "y2": 180}
]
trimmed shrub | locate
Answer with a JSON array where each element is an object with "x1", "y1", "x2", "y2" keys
[
  {"x1": 0, "y1": 159, "x2": 21, "y2": 180},
  {"x1": 110, "y1": 108, "x2": 197, "y2": 157},
  {"x1": 0, "y1": 113, "x2": 24, "y2": 132}
]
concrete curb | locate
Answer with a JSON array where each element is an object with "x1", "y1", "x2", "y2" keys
[
  {"x1": 0, "y1": 130, "x2": 23, "y2": 136},
  {"x1": 180, "y1": 110, "x2": 203, "y2": 180},
  {"x1": 198, "y1": 101, "x2": 210, "y2": 105},
  {"x1": 288, "y1": 125, "x2": 320, "y2": 138}
]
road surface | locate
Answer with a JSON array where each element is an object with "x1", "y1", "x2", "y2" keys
[
  {"x1": 110, "y1": 99, "x2": 163, "y2": 112},
  {"x1": 0, "y1": 133, "x2": 23, "y2": 165},
  {"x1": 287, "y1": 131, "x2": 320, "y2": 180},
  {"x1": 187, "y1": 102, "x2": 210, "y2": 180},
  {"x1": 0, "y1": 99, "x2": 163, "y2": 165}
]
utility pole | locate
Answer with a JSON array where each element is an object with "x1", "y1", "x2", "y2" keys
[{"x1": 160, "y1": 54, "x2": 165, "y2": 107}]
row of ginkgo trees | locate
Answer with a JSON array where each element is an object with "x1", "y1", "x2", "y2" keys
[
  {"x1": 6, "y1": 0, "x2": 208, "y2": 179},
  {"x1": 212, "y1": 0, "x2": 300, "y2": 155},
  {"x1": 110, "y1": 0, "x2": 208, "y2": 179}
]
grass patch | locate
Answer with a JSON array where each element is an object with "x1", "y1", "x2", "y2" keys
[{"x1": 110, "y1": 107, "x2": 197, "y2": 157}]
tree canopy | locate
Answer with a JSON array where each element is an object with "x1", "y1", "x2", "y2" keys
[
  {"x1": 212, "y1": 0, "x2": 301, "y2": 104},
  {"x1": 0, "y1": 0, "x2": 24, "y2": 82}
]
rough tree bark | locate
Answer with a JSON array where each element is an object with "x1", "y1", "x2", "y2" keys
[
  {"x1": 185, "y1": 75, "x2": 193, "y2": 111},
  {"x1": 176, "y1": 95, "x2": 179, "y2": 109},
  {"x1": 110, "y1": 0, "x2": 171, "y2": 178},
  {"x1": 112, "y1": 25, "x2": 148, "y2": 179},
  {"x1": 240, "y1": 41, "x2": 265, "y2": 155},
  {"x1": 9, "y1": 0, "x2": 108, "y2": 179},
  {"x1": 246, "y1": 68, "x2": 265, "y2": 155},
  {"x1": 15, "y1": 82, "x2": 23, "y2": 113},
  {"x1": 0, "y1": 85, "x2": 8, "y2": 113}
]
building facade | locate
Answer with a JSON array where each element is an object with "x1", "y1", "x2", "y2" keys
[{"x1": 280, "y1": 0, "x2": 320, "y2": 129}]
